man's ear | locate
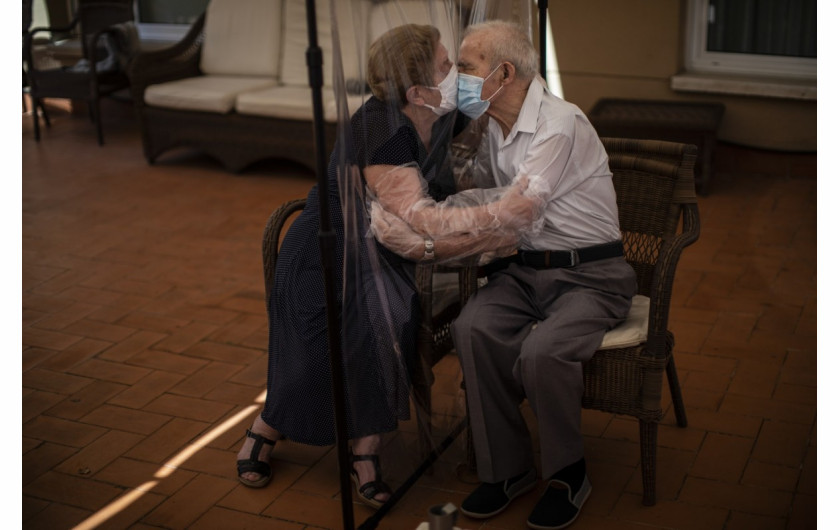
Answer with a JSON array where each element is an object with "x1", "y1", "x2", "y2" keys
[{"x1": 501, "y1": 62, "x2": 515, "y2": 84}]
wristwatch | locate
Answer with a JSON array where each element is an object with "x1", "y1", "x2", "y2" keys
[{"x1": 423, "y1": 238, "x2": 435, "y2": 261}]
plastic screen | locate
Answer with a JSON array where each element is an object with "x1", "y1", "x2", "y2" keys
[{"x1": 263, "y1": 0, "x2": 545, "y2": 509}]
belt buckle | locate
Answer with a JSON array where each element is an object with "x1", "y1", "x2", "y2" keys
[{"x1": 568, "y1": 249, "x2": 579, "y2": 267}]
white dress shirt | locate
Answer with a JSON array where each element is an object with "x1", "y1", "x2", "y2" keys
[{"x1": 476, "y1": 78, "x2": 621, "y2": 251}]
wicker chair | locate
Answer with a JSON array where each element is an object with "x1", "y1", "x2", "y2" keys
[
  {"x1": 23, "y1": 0, "x2": 136, "y2": 145},
  {"x1": 581, "y1": 137, "x2": 699, "y2": 505},
  {"x1": 457, "y1": 137, "x2": 700, "y2": 506}
]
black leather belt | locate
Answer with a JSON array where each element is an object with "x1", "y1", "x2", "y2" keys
[{"x1": 481, "y1": 240, "x2": 624, "y2": 276}]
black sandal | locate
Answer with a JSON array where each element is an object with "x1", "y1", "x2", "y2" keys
[
  {"x1": 236, "y1": 428, "x2": 277, "y2": 488},
  {"x1": 350, "y1": 453, "x2": 392, "y2": 508}
]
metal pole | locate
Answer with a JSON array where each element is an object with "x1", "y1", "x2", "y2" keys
[
  {"x1": 304, "y1": 1, "x2": 354, "y2": 528},
  {"x1": 538, "y1": 0, "x2": 548, "y2": 79}
]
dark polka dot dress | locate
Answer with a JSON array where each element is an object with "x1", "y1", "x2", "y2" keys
[{"x1": 261, "y1": 97, "x2": 458, "y2": 445}]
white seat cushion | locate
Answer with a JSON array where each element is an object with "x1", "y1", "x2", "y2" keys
[
  {"x1": 200, "y1": 0, "x2": 282, "y2": 78},
  {"x1": 369, "y1": 0, "x2": 459, "y2": 60},
  {"x1": 145, "y1": 75, "x2": 278, "y2": 114},
  {"x1": 599, "y1": 295, "x2": 650, "y2": 350},
  {"x1": 235, "y1": 85, "x2": 367, "y2": 122},
  {"x1": 282, "y1": 0, "x2": 335, "y2": 87}
]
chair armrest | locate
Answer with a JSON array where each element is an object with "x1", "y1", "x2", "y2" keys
[
  {"x1": 23, "y1": 18, "x2": 80, "y2": 71},
  {"x1": 646, "y1": 202, "x2": 700, "y2": 346},
  {"x1": 262, "y1": 199, "x2": 307, "y2": 314},
  {"x1": 127, "y1": 13, "x2": 206, "y2": 106}
]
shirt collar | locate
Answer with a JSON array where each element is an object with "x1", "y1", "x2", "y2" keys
[{"x1": 510, "y1": 77, "x2": 546, "y2": 137}]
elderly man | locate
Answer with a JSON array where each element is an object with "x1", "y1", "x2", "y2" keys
[{"x1": 451, "y1": 20, "x2": 637, "y2": 529}]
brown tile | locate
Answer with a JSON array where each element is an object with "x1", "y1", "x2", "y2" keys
[
  {"x1": 690, "y1": 432, "x2": 752, "y2": 482},
  {"x1": 719, "y1": 394, "x2": 815, "y2": 424},
  {"x1": 126, "y1": 348, "x2": 209, "y2": 374},
  {"x1": 23, "y1": 327, "x2": 84, "y2": 351},
  {"x1": 228, "y1": 353, "x2": 272, "y2": 386},
  {"x1": 797, "y1": 443, "x2": 816, "y2": 495},
  {"x1": 207, "y1": 313, "x2": 267, "y2": 344},
  {"x1": 679, "y1": 476, "x2": 792, "y2": 517},
  {"x1": 205, "y1": 381, "x2": 268, "y2": 406},
  {"x1": 22, "y1": 390, "x2": 65, "y2": 423},
  {"x1": 182, "y1": 340, "x2": 265, "y2": 364},
  {"x1": 98, "y1": 330, "x2": 168, "y2": 362},
  {"x1": 23, "y1": 415, "x2": 108, "y2": 448},
  {"x1": 62, "y1": 318, "x2": 138, "y2": 343},
  {"x1": 169, "y1": 361, "x2": 244, "y2": 398},
  {"x1": 125, "y1": 417, "x2": 211, "y2": 464},
  {"x1": 752, "y1": 420, "x2": 812, "y2": 467},
  {"x1": 787, "y1": 493, "x2": 817, "y2": 530},
  {"x1": 155, "y1": 321, "x2": 220, "y2": 354},
  {"x1": 30, "y1": 301, "x2": 101, "y2": 331},
  {"x1": 117, "y1": 311, "x2": 192, "y2": 334},
  {"x1": 612, "y1": 494, "x2": 729, "y2": 530},
  {"x1": 22, "y1": 346, "x2": 58, "y2": 371},
  {"x1": 724, "y1": 511, "x2": 787, "y2": 530},
  {"x1": 190, "y1": 506, "x2": 304, "y2": 529},
  {"x1": 23, "y1": 470, "x2": 125, "y2": 511},
  {"x1": 21, "y1": 494, "x2": 50, "y2": 523},
  {"x1": 143, "y1": 393, "x2": 234, "y2": 423},
  {"x1": 79, "y1": 404, "x2": 171, "y2": 435},
  {"x1": 47, "y1": 380, "x2": 128, "y2": 420},
  {"x1": 143, "y1": 473, "x2": 238, "y2": 528},
  {"x1": 87, "y1": 489, "x2": 168, "y2": 530},
  {"x1": 23, "y1": 441, "x2": 79, "y2": 486},
  {"x1": 38, "y1": 337, "x2": 112, "y2": 372},
  {"x1": 728, "y1": 359, "x2": 781, "y2": 399},
  {"x1": 218, "y1": 462, "x2": 309, "y2": 514},
  {"x1": 93, "y1": 456, "x2": 197, "y2": 495},
  {"x1": 67, "y1": 358, "x2": 151, "y2": 385},
  {"x1": 680, "y1": 408, "x2": 761, "y2": 438},
  {"x1": 54, "y1": 429, "x2": 145, "y2": 477},
  {"x1": 262, "y1": 489, "x2": 359, "y2": 529},
  {"x1": 21, "y1": 500, "x2": 92, "y2": 529},
  {"x1": 107, "y1": 370, "x2": 186, "y2": 409},
  {"x1": 741, "y1": 460, "x2": 799, "y2": 492}
]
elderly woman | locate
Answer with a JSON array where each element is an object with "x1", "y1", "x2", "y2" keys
[{"x1": 236, "y1": 23, "x2": 541, "y2": 508}]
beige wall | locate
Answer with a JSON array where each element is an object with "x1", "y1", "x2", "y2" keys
[{"x1": 549, "y1": 0, "x2": 816, "y2": 152}]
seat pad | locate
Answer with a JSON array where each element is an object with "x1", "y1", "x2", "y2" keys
[
  {"x1": 599, "y1": 295, "x2": 650, "y2": 349},
  {"x1": 144, "y1": 75, "x2": 277, "y2": 114}
]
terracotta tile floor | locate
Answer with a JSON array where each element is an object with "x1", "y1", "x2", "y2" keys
[{"x1": 22, "y1": 99, "x2": 817, "y2": 529}]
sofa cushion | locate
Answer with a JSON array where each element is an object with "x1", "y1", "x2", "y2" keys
[
  {"x1": 281, "y1": 0, "x2": 333, "y2": 87},
  {"x1": 145, "y1": 75, "x2": 278, "y2": 114},
  {"x1": 369, "y1": 0, "x2": 459, "y2": 59},
  {"x1": 235, "y1": 85, "x2": 367, "y2": 122},
  {"x1": 200, "y1": 0, "x2": 282, "y2": 77}
]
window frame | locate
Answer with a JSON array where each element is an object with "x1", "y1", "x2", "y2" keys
[{"x1": 684, "y1": 0, "x2": 816, "y2": 80}]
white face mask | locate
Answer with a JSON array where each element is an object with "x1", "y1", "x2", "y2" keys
[{"x1": 424, "y1": 64, "x2": 458, "y2": 116}]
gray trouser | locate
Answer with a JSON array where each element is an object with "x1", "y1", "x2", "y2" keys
[{"x1": 452, "y1": 257, "x2": 636, "y2": 483}]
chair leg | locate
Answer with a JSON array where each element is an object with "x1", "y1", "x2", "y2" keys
[
  {"x1": 666, "y1": 355, "x2": 688, "y2": 428},
  {"x1": 92, "y1": 99, "x2": 104, "y2": 145},
  {"x1": 39, "y1": 101, "x2": 51, "y2": 127},
  {"x1": 411, "y1": 361, "x2": 434, "y2": 465},
  {"x1": 31, "y1": 97, "x2": 41, "y2": 141},
  {"x1": 639, "y1": 419, "x2": 658, "y2": 506}
]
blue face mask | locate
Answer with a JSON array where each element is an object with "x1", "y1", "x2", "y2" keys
[{"x1": 457, "y1": 64, "x2": 503, "y2": 119}]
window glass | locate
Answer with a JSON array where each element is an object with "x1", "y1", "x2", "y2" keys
[{"x1": 706, "y1": 0, "x2": 816, "y2": 58}]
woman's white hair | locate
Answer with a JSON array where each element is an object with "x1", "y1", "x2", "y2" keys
[{"x1": 463, "y1": 20, "x2": 539, "y2": 81}]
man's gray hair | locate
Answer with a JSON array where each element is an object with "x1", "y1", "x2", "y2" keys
[{"x1": 463, "y1": 20, "x2": 539, "y2": 81}]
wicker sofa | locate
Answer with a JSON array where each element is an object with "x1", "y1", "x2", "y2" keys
[{"x1": 128, "y1": 0, "x2": 458, "y2": 172}]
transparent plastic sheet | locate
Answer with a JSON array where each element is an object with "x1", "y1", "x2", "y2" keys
[{"x1": 276, "y1": 0, "x2": 538, "y2": 517}]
